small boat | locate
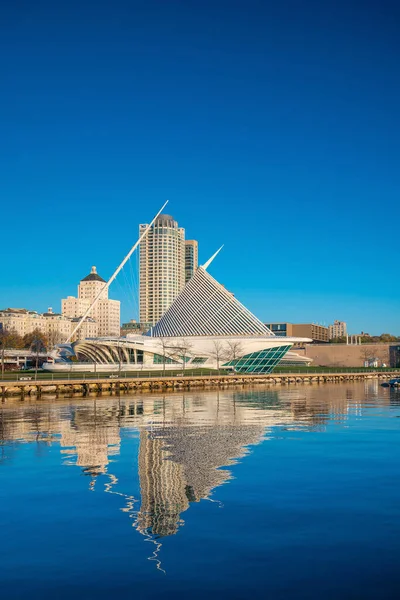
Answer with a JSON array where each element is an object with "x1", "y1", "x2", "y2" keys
[{"x1": 381, "y1": 378, "x2": 400, "y2": 388}]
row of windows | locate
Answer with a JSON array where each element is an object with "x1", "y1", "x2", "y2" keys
[
  {"x1": 223, "y1": 346, "x2": 291, "y2": 374},
  {"x1": 153, "y1": 353, "x2": 179, "y2": 364}
]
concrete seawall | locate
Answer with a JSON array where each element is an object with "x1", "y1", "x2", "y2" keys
[{"x1": 1, "y1": 371, "x2": 399, "y2": 398}]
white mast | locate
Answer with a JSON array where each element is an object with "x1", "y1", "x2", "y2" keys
[
  {"x1": 202, "y1": 245, "x2": 224, "y2": 270},
  {"x1": 65, "y1": 200, "x2": 169, "y2": 343}
]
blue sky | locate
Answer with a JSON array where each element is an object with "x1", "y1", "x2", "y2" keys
[{"x1": 1, "y1": 0, "x2": 399, "y2": 334}]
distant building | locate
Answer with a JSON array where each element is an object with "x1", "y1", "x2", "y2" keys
[
  {"x1": 390, "y1": 345, "x2": 400, "y2": 368},
  {"x1": 329, "y1": 320, "x2": 347, "y2": 339},
  {"x1": 43, "y1": 308, "x2": 78, "y2": 344},
  {"x1": 0, "y1": 307, "x2": 95, "y2": 344},
  {"x1": 264, "y1": 323, "x2": 291, "y2": 337},
  {"x1": 0, "y1": 307, "x2": 47, "y2": 338},
  {"x1": 139, "y1": 214, "x2": 186, "y2": 326},
  {"x1": 120, "y1": 319, "x2": 152, "y2": 336},
  {"x1": 265, "y1": 322, "x2": 329, "y2": 343},
  {"x1": 293, "y1": 324, "x2": 329, "y2": 343},
  {"x1": 70, "y1": 317, "x2": 98, "y2": 341},
  {"x1": 0, "y1": 349, "x2": 51, "y2": 370},
  {"x1": 185, "y1": 240, "x2": 198, "y2": 283},
  {"x1": 62, "y1": 266, "x2": 120, "y2": 338}
]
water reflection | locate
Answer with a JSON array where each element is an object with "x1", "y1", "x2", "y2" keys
[{"x1": 0, "y1": 383, "x2": 398, "y2": 562}]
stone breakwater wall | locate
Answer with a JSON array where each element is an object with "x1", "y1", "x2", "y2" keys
[{"x1": 1, "y1": 371, "x2": 399, "y2": 398}]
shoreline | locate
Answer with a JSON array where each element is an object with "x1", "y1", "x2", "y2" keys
[{"x1": 1, "y1": 370, "x2": 399, "y2": 399}]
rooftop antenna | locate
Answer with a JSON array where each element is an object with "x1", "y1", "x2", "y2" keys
[
  {"x1": 202, "y1": 245, "x2": 224, "y2": 271},
  {"x1": 65, "y1": 200, "x2": 169, "y2": 344}
]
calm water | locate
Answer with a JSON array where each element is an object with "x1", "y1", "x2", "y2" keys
[{"x1": 1, "y1": 382, "x2": 400, "y2": 599}]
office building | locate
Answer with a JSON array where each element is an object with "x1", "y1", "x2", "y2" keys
[
  {"x1": 120, "y1": 319, "x2": 152, "y2": 335},
  {"x1": 265, "y1": 323, "x2": 329, "y2": 343},
  {"x1": 293, "y1": 323, "x2": 329, "y2": 343},
  {"x1": 329, "y1": 320, "x2": 347, "y2": 339},
  {"x1": 264, "y1": 323, "x2": 291, "y2": 337},
  {"x1": 62, "y1": 266, "x2": 120, "y2": 337},
  {"x1": 69, "y1": 317, "x2": 98, "y2": 341},
  {"x1": 185, "y1": 240, "x2": 198, "y2": 283},
  {"x1": 139, "y1": 214, "x2": 186, "y2": 326}
]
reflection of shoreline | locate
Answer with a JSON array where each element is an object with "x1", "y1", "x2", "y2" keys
[{"x1": 0, "y1": 384, "x2": 394, "y2": 551}]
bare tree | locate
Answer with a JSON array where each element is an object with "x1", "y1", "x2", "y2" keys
[
  {"x1": 0, "y1": 330, "x2": 6, "y2": 378},
  {"x1": 361, "y1": 345, "x2": 387, "y2": 366},
  {"x1": 171, "y1": 337, "x2": 193, "y2": 373},
  {"x1": 47, "y1": 329, "x2": 65, "y2": 348},
  {"x1": 225, "y1": 340, "x2": 244, "y2": 371},
  {"x1": 210, "y1": 339, "x2": 228, "y2": 374},
  {"x1": 23, "y1": 328, "x2": 48, "y2": 350},
  {"x1": 157, "y1": 337, "x2": 175, "y2": 375},
  {"x1": 30, "y1": 335, "x2": 47, "y2": 379},
  {"x1": 0, "y1": 328, "x2": 25, "y2": 376}
]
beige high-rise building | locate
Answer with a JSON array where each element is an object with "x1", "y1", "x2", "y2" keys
[
  {"x1": 185, "y1": 240, "x2": 198, "y2": 283},
  {"x1": 62, "y1": 266, "x2": 120, "y2": 337},
  {"x1": 139, "y1": 214, "x2": 186, "y2": 326},
  {"x1": 329, "y1": 320, "x2": 347, "y2": 339}
]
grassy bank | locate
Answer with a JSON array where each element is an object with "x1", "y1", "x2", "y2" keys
[{"x1": 1, "y1": 365, "x2": 400, "y2": 382}]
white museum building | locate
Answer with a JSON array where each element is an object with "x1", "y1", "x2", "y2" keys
[{"x1": 45, "y1": 261, "x2": 310, "y2": 374}]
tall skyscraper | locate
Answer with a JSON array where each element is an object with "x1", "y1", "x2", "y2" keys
[
  {"x1": 139, "y1": 214, "x2": 186, "y2": 326},
  {"x1": 185, "y1": 240, "x2": 198, "y2": 283},
  {"x1": 62, "y1": 266, "x2": 120, "y2": 338}
]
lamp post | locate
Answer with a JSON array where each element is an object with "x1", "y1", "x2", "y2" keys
[
  {"x1": 0, "y1": 336, "x2": 5, "y2": 380},
  {"x1": 33, "y1": 336, "x2": 44, "y2": 382}
]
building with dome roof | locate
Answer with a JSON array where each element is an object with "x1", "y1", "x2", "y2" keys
[{"x1": 62, "y1": 266, "x2": 120, "y2": 338}]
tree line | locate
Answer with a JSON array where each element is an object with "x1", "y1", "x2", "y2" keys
[
  {"x1": 0, "y1": 328, "x2": 53, "y2": 352},
  {"x1": 329, "y1": 334, "x2": 400, "y2": 344}
]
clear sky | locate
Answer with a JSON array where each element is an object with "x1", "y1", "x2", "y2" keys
[{"x1": 1, "y1": 0, "x2": 399, "y2": 335}]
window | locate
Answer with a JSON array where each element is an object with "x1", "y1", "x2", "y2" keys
[{"x1": 223, "y1": 345, "x2": 291, "y2": 374}]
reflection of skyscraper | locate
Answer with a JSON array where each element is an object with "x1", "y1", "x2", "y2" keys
[
  {"x1": 134, "y1": 393, "x2": 269, "y2": 537},
  {"x1": 60, "y1": 414, "x2": 120, "y2": 478},
  {"x1": 137, "y1": 431, "x2": 188, "y2": 537},
  {"x1": 0, "y1": 386, "x2": 371, "y2": 555}
]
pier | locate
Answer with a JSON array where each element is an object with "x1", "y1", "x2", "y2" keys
[{"x1": 1, "y1": 370, "x2": 400, "y2": 398}]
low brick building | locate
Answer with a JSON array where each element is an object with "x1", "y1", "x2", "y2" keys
[{"x1": 295, "y1": 343, "x2": 398, "y2": 367}]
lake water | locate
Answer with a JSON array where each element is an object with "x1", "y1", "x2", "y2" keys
[{"x1": 1, "y1": 382, "x2": 400, "y2": 599}]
